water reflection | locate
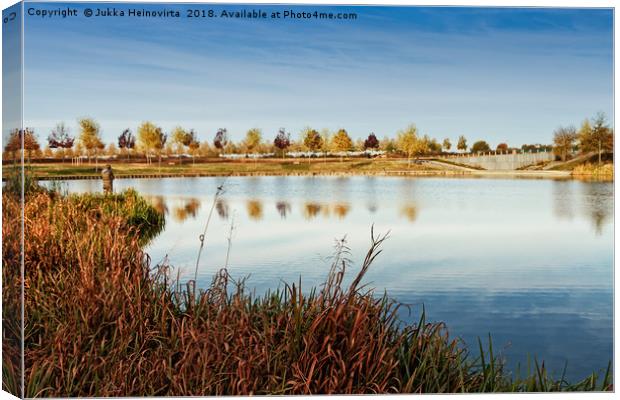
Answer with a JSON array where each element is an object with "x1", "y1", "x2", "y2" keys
[
  {"x1": 581, "y1": 182, "x2": 612, "y2": 235},
  {"x1": 365, "y1": 177, "x2": 379, "y2": 213},
  {"x1": 552, "y1": 181, "x2": 575, "y2": 220},
  {"x1": 144, "y1": 195, "x2": 417, "y2": 222},
  {"x1": 333, "y1": 203, "x2": 351, "y2": 219},
  {"x1": 216, "y1": 199, "x2": 229, "y2": 220},
  {"x1": 275, "y1": 201, "x2": 291, "y2": 219},
  {"x1": 400, "y1": 204, "x2": 418, "y2": 222},
  {"x1": 144, "y1": 195, "x2": 168, "y2": 215},
  {"x1": 400, "y1": 178, "x2": 417, "y2": 202},
  {"x1": 332, "y1": 177, "x2": 350, "y2": 202},
  {"x1": 552, "y1": 180, "x2": 612, "y2": 235},
  {"x1": 246, "y1": 200, "x2": 263, "y2": 220},
  {"x1": 303, "y1": 202, "x2": 323, "y2": 220},
  {"x1": 301, "y1": 202, "x2": 351, "y2": 220},
  {"x1": 172, "y1": 198, "x2": 201, "y2": 222},
  {"x1": 143, "y1": 196, "x2": 203, "y2": 222},
  {"x1": 137, "y1": 180, "x2": 611, "y2": 233}
]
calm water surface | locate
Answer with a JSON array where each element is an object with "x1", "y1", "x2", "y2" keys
[{"x1": 52, "y1": 176, "x2": 613, "y2": 381}]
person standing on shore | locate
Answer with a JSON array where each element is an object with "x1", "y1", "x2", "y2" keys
[{"x1": 102, "y1": 164, "x2": 114, "y2": 193}]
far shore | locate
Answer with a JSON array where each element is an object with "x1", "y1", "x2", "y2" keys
[{"x1": 3, "y1": 158, "x2": 613, "y2": 181}]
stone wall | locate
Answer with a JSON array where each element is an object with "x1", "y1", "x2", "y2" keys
[{"x1": 442, "y1": 152, "x2": 554, "y2": 170}]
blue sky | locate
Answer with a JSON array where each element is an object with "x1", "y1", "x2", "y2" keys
[
  {"x1": 2, "y1": 2, "x2": 22, "y2": 143},
  {"x1": 13, "y1": 3, "x2": 614, "y2": 146}
]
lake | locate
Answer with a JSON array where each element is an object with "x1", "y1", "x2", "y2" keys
[{"x1": 49, "y1": 176, "x2": 613, "y2": 382}]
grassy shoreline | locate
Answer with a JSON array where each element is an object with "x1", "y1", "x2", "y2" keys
[
  {"x1": 2, "y1": 181, "x2": 612, "y2": 396},
  {"x1": 571, "y1": 163, "x2": 614, "y2": 180},
  {"x1": 5, "y1": 159, "x2": 440, "y2": 177},
  {"x1": 2, "y1": 160, "x2": 580, "y2": 180}
]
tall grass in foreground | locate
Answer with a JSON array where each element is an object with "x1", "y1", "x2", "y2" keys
[
  {"x1": 2, "y1": 187, "x2": 612, "y2": 396},
  {"x1": 2, "y1": 166, "x2": 24, "y2": 397},
  {"x1": 572, "y1": 163, "x2": 614, "y2": 180}
]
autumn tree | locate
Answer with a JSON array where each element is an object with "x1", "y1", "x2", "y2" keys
[
  {"x1": 457, "y1": 135, "x2": 468, "y2": 152},
  {"x1": 319, "y1": 129, "x2": 331, "y2": 153},
  {"x1": 471, "y1": 140, "x2": 491, "y2": 153},
  {"x1": 105, "y1": 143, "x2": 117, "y2": 157},
  {"x1": 4, "y1": 129, "x2": 21, "y2": 160},
  {"x1": 4, "y1": 128, "x2": 40, "y2": 162},
  {"x1": 25, "y1": 129, "x2": 41, "y2": 162},
  {"x1": 353, "y1": 138, "x2": 364, "y2": 152},
  {"x1": 170, "y1": 126, "x2": 199, "y2": 163},
  {"x1": 380, "y1": 136, "x2": 397, "y2": 153},
  {"x1": 198, "y1": 141, "x2": 212, "y2": 158},
  {"x1": 442, "y1": 138, "x2": 451, "y2": 152},
  {"x1": 396, "y1": 124, "x2": 424, "y2": 166},
  {"x1": 302, "y1": 127, "x2": 323, "y2": 152},
  {"x1": 137, "y1": 121, "x2": 167, "y2": 165},
  {"x1": 552, "y1": 126, "x2": 577, "y2": 161},
  {"x1": 330, "y1": 129, "x2": 353, "y2": 162},
  {"x1": 213, "y1": 128, "x2": 229, "y2": 154},
  {"x1": 23, "y1": 128, "x2": 41, "y2": 163},
  {"x1": 171, "y1": 126, "x2": 189, "y2": 154},
  {"x1": 23, "y1": 129, "x2": 41, "y2": 157},
  {"x1": 118, "y1": 128, "x2": 136, "y2": 161},
  {"x1": 47, "y1": 122, "x2": 74, "y2": 162},
  {"x1": 577, "y1": 119, "x2": 592, "y2": 153},
  {"x1": 186, "y1": 129, "x2": 200, "y2": 155},
  {"x1": 164, "y1": 142, "x2": 175, "y2": 157},
  {"x1": 363, "y1": 133, "x2": 380, "y2": 150},
  {"x1": 78, "y1": 118, "x2": 104, "y2": 168},
  {"x1": 273, "y1": 128, "x2": 291, "y2": 158},
  {"x1": 521, "y1": 143, "x2": 551, "y2": 153},
  {"x1": 42, "y1": 145, "x2": 53, "y2": 158},
  {"x1": 155, "y1": 128, "x2": 168, "y2": 165},
  {"x1": 187, "y1": 130, "x2": 201, "y2": 162},
  {"x1": 579, "y1": 112, "x2": 613, "y2": 164},
  {"x1": 244, "y1": 128, "x2": 262, "y2": 155},
  {"x1": 331, "y1": 129, "x2": 353, "y2": 152},
  {"x1": 496, "y1": 143, "x2": 508, "y2": 153},
  {"x1": 424, "y1": 136, "x2": 441, "y2": 154}
]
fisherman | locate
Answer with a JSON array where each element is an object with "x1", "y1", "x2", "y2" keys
[{"x1": 102, "y1": 164, "x2": 114, "y2": 193}]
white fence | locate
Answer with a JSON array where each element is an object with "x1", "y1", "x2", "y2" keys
[
  {"x1": 219, "y1": 150, "x2": 385, "y2": 159},
  {"x1": 440, "y1": 151, "x2": 554, "y2": 170}
]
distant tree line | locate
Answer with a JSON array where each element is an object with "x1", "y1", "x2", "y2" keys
[{"x1": 4, "y1": 114, "x2": 612, "y2": 164}]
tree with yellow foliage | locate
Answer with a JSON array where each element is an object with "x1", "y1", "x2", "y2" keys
[
  {"x1": 78, "y1": 118, "x2": 104, "y2": 168},
  {"x1": 396, "y1": 124, "x2": 424, "y2": 166}
]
